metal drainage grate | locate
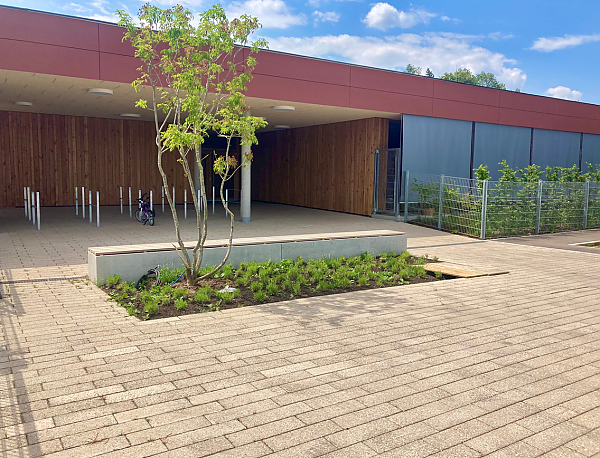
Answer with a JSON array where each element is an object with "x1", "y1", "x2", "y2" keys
[{"x1": 0, "y1": 276, "x2": 88, "y2": 285}]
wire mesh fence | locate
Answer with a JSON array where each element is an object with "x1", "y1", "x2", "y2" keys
[{"x1": 402, "y1": 172, "x2": 600, "y2": 239}]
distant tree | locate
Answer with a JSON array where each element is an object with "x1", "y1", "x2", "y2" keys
[
  {"x1": 405, "y1": 63, "x2": 422, "y2": 75},
  {"x1": 515, "y1": 88, "x2": 521, "y2": 92},
  {"x1": 425, "y1": 67, "x2": 434, "y2": 78},
  {"x1": 441, "y1": 67, "x2": 506, "y2": 89}
]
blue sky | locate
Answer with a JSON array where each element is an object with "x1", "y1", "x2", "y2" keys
[{"x1": 4, "y1": 0, "x2": 600, "y2": 104}]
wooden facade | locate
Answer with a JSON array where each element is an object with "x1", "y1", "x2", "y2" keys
[
  {"x1": 252, "y1": 118, "x2": 389, "y2": 216},
  {"x1": 0, "y1": 110, "x2": 195, "y2": 207}
]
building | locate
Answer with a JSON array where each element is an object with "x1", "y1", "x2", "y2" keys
[{"x1": 1, "y1": 5, "x2": 600, "y2": 219}]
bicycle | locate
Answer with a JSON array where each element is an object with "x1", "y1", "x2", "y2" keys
[{"x1": 135, "y1": 193, "x2": 155, "y2": 226}]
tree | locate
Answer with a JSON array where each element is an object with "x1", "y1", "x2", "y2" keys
[
  {"x1": 425, "y1": 67, "x2": 434, "y2": 78},
  {"x1": 441, "y1": 67, "x2": 506, "y2": 89},
  {"x1": 116, "y1": 4, "x2": 268, "y2": 285},
  {"x1": 405, "y1": 63, "x2": 422, "y2": 75}
]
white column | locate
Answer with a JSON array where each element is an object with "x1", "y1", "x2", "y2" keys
[
  {"x1": 240, "y1": 110, "x2": 251, "y2": 223},
  {"x1": 193, "y1": 144, "x2": 202, "y2": 192}
]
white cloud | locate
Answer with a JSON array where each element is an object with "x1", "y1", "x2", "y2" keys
[
  {"x1": 545, "y1": 86, "x2": 582, "y2": 101},
  {"x1": 488, "y1": 32, "x2": 513, "y2": 41},
  {"x1": 264, "y1": 32, "x2": 527, "y2": 89},
  {"x1": 313, "y1": 10, "x2": 340, "y2": 25},
  {"x1": 227, "y1": 0, "x2": 306, "y2": 29},
  {"x1": 62, "y1": 2, "x2": 90, "y2": 13},
  {"x1": 440, "y1": 15, "x2": 459, "y2": 23},
  {"x1": 363, "y1": 3, "x2": 436, "y2": 30},
  {"x1": 530, "y1": 34, "x2": 600, "y2": 52}
]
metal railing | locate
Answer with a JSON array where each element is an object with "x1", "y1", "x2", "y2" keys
[{"x1": 403, "y1": 172, "x2": 600, "y2": 239}]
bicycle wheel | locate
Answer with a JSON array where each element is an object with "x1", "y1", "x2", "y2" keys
[
  {"x1": 135, "y1": 209, "x2": 143, "y2": 222},
  {"x1": 148, "y1": 210, "x2": 155, "y2": 226}
]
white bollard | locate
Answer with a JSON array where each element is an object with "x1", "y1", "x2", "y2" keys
[
  {"x1": 96, "y1": 191, "x2": 100, "y2": 228},
  {"x1": 82, "y1": 187, "x2": 85, "y2": 219},
  {"x1": 212, "y1": 186, "x2": 215, "y2": 214},
  {"x1": 225, "y1": 189, "x2": 228, "y2": 216},
  {"x1": 120, "y1": 187, "x2": 123, "y2": 214},
  {"x1": 89, "y1": 190, "x2": 92, "y2": 224},
  {"x1": 128, "y1": 187, "x2": 132, "y2": 217},
  {"x1": 162, "y1": 186, "x2": 165, "y2": 212},
  {"x1": 24, "y1": 187, "x2": 28, "y2": 218},
  {"x1": 184, "y1": 189, "x2": 187, "y2": 219},
  {"x1": 150, "y1": 190, "x2": 153, "y2": 212},
  {"x1": 197, "y1": 189, "x2": 202, "y2": 212},
  {"x1": 31, "y1": 192, "x2": 36, "y2": 226},
  {"x1": 36, "y1": 192, "x2": 40, "y2": 231},
  {"x1": 172, "y1": 187, "x2": 175, "y2": 210},
  {"x1": 138, "y1": 190, "x2": 142, "y2": 209},
  {"x1": 75, "y1": 186, "x2": 79, "y2": 216},
  {"x1": 27, "y1": 187, "x2": 31, "y2": 220}
]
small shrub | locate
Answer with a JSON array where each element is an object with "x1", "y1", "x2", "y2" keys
[
  {"x1": 143, "y1": 298, "x2": 159, "y2": 317},
  {"x1": 434, "y1": 271, "x2": 443, "y2": 279},
  {"x1": 282, "y1": 279, "x2": 293, "y2": 292},
  {"x1": 194, "y1": 291, "x2": 210, "y2": 303},
  {"x1": 106, "y1": 274, "x2": 121, "y2": 287},
  {"x1": 316, "y1": 280, "x2": 332, "y2": 291},
  {"x1": 253, "y1": 290, "x2": 267, "y2": 302},
  {"x1": 266, "y1": 282, "x2": 280, "y2": 296},
  {"x1": 172, "y1": 289, "x2": 187, "y2": 300},
  {"x1": 174, "y1": 298, "x2": 187, "y2": 310},
  {"x1": 250, "y1": 281, "x2": 263, "y2": 292},
  {"x1": 358, "y1": 276, "x2": 368, "y2": 286},
  {"x1": 292, "y1": 283, "x2": 301, "y2": 295},
  {"x1": 215, "y1": 291, "x2": 233, "y2": 304},
  {"x1": 159, "y1": 266, "x2": 185, "y2": 285}
]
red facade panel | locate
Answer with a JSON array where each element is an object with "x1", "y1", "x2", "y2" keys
[
  {"x1": 350, "y1": 66, "x2": 434, "y2": 97},
  {"x1": 0, "y1": 7, "x2": 99, "y2": 51},
  {"x1": 0, "y1": 38, "x2": 100, "y2": 80},
  {"x1": 433, "y1": 79, "x2": 500, "y2": 107},
  {"x1": 552, "y1": 114, "x2": 600, "y2": 135},
  {"x1": 252, "y1": 50, "x2": 351, "y2": 87},
  {"x1": 498, "y1": 107, "x2": 555, "y2": 130},
  {"x1": 552, "y1": 97, "x2": 600, "y2": 120},
  {"x1": 98, "y1": 23, "x2": 135, "y2": 57},
  {"x1": 498, "y1": 90, "x2": 556, "y2": 114},
  {"x1": 99, "y1": 52, "x2": 141, "y2": 84},
  {"x1": 247, "y1": 74, "x2": 351, "y2": 108},
  {"x1": 349, "y1": 87, "x2": 432, "y2": 116},
  {"x1": 432, "y1": 98, "x2": 499, "y2": 124}
]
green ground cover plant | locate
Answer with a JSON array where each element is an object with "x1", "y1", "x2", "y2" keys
[{"x1": 102, "y1": 252, "x2": 446, "y2": 320}]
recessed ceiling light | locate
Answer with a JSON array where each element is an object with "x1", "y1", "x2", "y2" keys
[
  {"x1": 274, "y1": 125, "x2": 290, "y2": 129},
  {"x1": 120, "y1": 113, "x2": 141, "y2": 118},
  {"x1": 272, "y1": 106, "x2": 295, "y2": 112},
  {"x1": 88, "y1": 88, "x2": 114, "y2": 96},
  {"x1": 15, "y1": 101, "x2": 33, "y2": 106}
]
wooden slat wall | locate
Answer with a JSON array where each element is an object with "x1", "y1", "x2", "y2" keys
[
  {"x1": 0, "y1": 110, "x2": 194, "y2": 207},
  {"x1": 251, "y1": 118, "x2": 389, "y2": 216}
]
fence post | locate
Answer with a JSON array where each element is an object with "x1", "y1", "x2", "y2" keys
[
  {"x1": 394, "y1": 149, "x2": 401, "y2": 219},
  {"x1": 27, "y1": 187, "x2": 31, "y2": 220},
  {"x1": 583, "y1": 180, "x2": 590, "y2": 229},
  {"x1": 120, "y1": 187, "x2": 123, "y2": 214},
  {"x1": 82, "y1": 187, "x2": 85, "y2": 219},
  {"x1": 162, "y1": 186, "x2": 165, "y2": 213},
  {"x1": 172, "y1": 187, "x2": 175, "y2": 210},
  {"x1": 198, "y1": 190, "x2": 202, "y2": 212},
  {"x1": 31, "y1": 193, "x2": 36, "y2": 226},
  {"x1": 212, "y1": 186, "x2": 215, "y2": 214},
  {"x1": 225, "y1": 189, "x2": 229, "y2": 216},
  {"x1": 184, "y1": 189, "x2": 187, "y2": 219},
  {"x1": 96, "y1": 191, "x2": 100, "y2": 228},
  {"x1": 89, "y1": 190, "x2": 92, "y2": 224},
  {"x1": 535, "y1": 180, "x2": 543, "y2": 234},
  {"x1": 438, "y1": 175, "x2": 444, "y2": 230},
  {"x1": 373, "y1": 150, "x2": 379, "y2": 214},
  {"x1": 128, "y1": 187, "x2": 132, "y2": 217},
  {"x1": 24, "y1": 187, "x2": 28, "y2": 218},
  {"x1": 150, "y1": 190, "x2": 153, "y2": 212},
  {"x1": 36, "y1": 192, "x2": 40, "y2": 231},
  {"x1": 404, "y1": 170, "x2": 410, "y2": 222},
  {"x1": 75, "y1": 187, "x2": 78, "y2": 216},
  {"x1": 480, "y1": 180, "x2": 488, "y2": 240},
  {"x1": 138, "y1": 190, "x2": 142, "y2": 209}
]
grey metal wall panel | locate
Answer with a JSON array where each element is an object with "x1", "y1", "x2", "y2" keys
[
  {"x1": 532, "y1": 129, "x2": 581, "y2": 169},
  {"x1": 473, "y1": 123, "x2": 531, "y2": 180},
  {"x1": 582, "y1": 133, "x2": 600, "y2": 169},
  {"x1": 402, "y1": 115, "x2": 472, "y2": 178}
]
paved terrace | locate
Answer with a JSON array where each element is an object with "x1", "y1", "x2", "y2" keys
[{"x1": 1, "y1": 203, "x2": 600, "y2": 457}]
